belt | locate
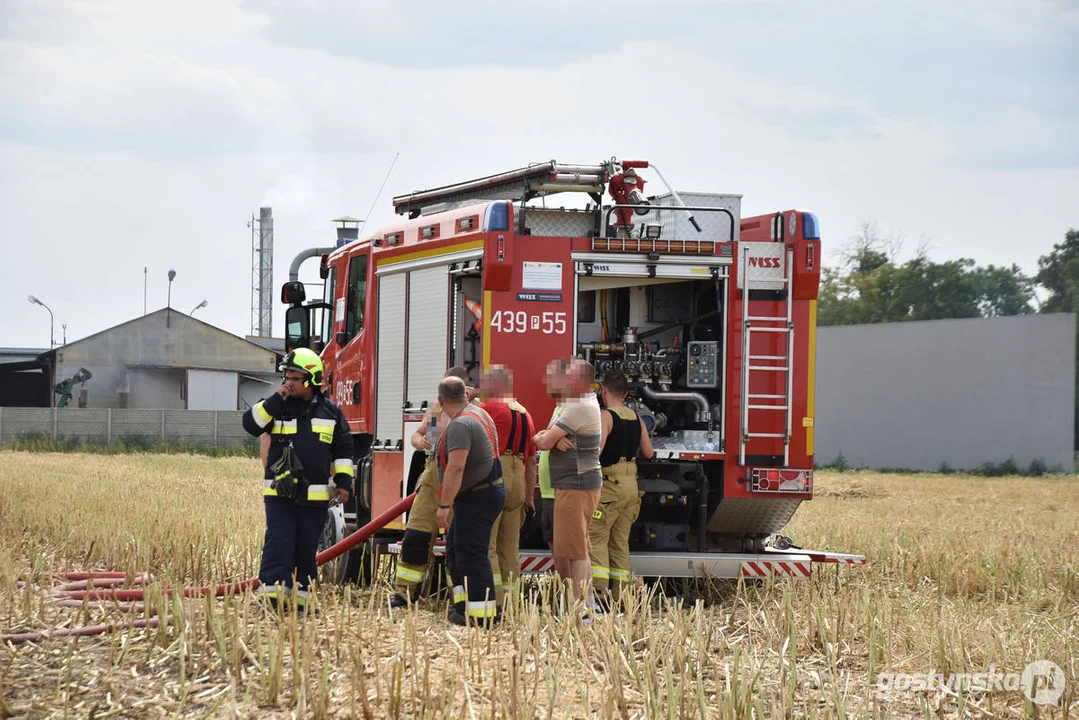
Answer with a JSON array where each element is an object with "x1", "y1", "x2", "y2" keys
[
  {"x1": 460, "y1": 477, "x2": 504, "y2": 495},
  {"x1": 501, "y1": 450, "x2": 524, "y2": 458}
]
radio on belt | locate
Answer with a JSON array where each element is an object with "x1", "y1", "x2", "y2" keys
[{"x1": 686, "y1": 341, "x2": 719, "y2": 388}]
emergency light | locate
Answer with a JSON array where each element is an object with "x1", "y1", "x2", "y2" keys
[{"x1": 483, "y1": 201, "x2": 511, "y2": 232}]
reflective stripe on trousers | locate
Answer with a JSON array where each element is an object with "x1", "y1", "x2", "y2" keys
[{"x1": 394, "y1": 459, "x2": 443, "y2": 594}]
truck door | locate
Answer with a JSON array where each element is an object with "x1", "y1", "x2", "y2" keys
[{"x1": 333, "y1": 251, "x2": 371, "y2": 432}]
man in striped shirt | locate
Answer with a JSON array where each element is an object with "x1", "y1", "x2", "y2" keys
[{"x1": 532, "y1": 359, "x2": 602, "y2": 611}]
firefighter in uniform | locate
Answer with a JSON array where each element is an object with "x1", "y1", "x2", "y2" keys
[
  {"x1": 243, "y1": 348, "x2": 354, "y2": 612},
  {"x1": 434, "y1": 376, "x2": 505, "y2": 627},
  {"x1": 589, "y1": 371, "x2": 653, "y2": 604},
  {"x1": 479, "y1": 365, "x2": 537, "y2": 607},
  {"x1": 390, "y1": 366, "x2": 473, "y2": 607}
]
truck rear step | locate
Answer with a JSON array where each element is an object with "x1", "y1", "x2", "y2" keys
[{"x1": 385, "y1": 542, "x2": 864, "y2": 579}]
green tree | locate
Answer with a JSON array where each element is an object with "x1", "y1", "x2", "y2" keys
[
  {"x1": 818, "y1": 222, "x2": 1036, "y2": 326},
  {"x1": 1034, "y1": 229, "x2": 1079, "y2": 450},
  {"x1": 1036, "y1": 229, "x2": 1079, "y2": 314}
]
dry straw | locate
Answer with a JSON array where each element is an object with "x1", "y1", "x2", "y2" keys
[{"x1": 0, "y1": 451, "x2": 1075, "y2": 717}]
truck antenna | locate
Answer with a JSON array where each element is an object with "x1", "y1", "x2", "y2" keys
[{"x1": 361, "y1": 152, "x2": 400, "y2": 230}]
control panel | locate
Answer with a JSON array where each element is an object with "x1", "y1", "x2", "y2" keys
[{"x1": 686, "y1": 340, "x2": 719, "y2": 388}]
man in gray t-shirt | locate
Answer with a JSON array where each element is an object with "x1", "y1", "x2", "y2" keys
[
  {"x1": 547, "y1": 396, "x2": 603, "y2": 491},
  {"x1": 433, "y1": 376, "x2": 505, "y2": 627},
  {"x1": 437, "y1": 413, "x2": 497, "y2": 492}
]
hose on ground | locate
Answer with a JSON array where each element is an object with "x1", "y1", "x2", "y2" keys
[{"x1": 2, "y1": 492, "x2": 417, "y2": 644}]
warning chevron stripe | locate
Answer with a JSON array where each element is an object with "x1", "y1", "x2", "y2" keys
[{"x1": 740, "y1": 561, "x2": 812, "y2": 578}]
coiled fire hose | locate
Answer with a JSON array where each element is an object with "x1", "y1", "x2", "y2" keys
[{"x1": 2, "y1": 493, "x2": 416, "y2": 644}]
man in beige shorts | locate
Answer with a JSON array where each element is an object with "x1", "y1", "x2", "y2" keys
[{"x1": 532, "y1": 359, "x2": 602, "y2": 612}]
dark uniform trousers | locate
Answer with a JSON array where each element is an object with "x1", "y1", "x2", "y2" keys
[
  {"x1": 447, "y1": 480, "x2": 505, "y2": 620},
  {"x1": 260, "y1": 502, "x2": 329, "y2": 599}
]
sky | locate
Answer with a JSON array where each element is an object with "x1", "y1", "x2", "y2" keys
[{"x1": 2, "y1": 0, "x2": 1077, "y2": 350}]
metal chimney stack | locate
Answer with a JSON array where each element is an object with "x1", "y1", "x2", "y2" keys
[
  {"x1": 333, "y1": 216, "x2": 362, "y2": 247},
  {"x1": 250, "y1": 207, "x2": 274, "y2": 337}
]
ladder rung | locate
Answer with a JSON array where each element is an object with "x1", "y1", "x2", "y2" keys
[
  {"x1": 748, "y1": 355, "x2": 787, "y2": 361},
  {"x1": 748, "y1": 393, "x2": 786, "y2": 399},
  {"x1": 746, "y1": 326, "x2": 790, "y2": 333},
  {"x1": 746, "y1": 316, "x2": 788, "y2": 322},
  {"x1": 749, "y1": 365, "x2": 789, "y2": 372},
  {"x1": 748, "y1": 405, "x2": 788, "y2": 410},
  {"x1": 746, "y1": 432, "x2": 786, "y2": 438}
]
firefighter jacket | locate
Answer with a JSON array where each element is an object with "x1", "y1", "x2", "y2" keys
[{"x1": 243, "y1": 391, "x2": 355, "y2": 505}]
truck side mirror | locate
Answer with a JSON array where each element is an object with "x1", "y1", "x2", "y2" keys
[
  {"x1": 285, "y1": 306, "x2": 310, "y2": 351},
  {"x1": 281, "y1": 281, "x2": 306, "y2": 304}
]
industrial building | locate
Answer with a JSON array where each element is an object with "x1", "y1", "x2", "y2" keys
[{"x1": 0, "y1": 309, "x2": 280, "y2": 410}]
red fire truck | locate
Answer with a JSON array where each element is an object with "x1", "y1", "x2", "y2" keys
[{"x1": 283, "y1": 157, "x2": 863, "y2": 582}]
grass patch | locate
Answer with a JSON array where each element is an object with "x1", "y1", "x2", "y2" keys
[{"x1": 3, "y1": 431, "x2": 258, "y2": 458}]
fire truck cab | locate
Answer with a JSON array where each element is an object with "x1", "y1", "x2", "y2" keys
[{"x1": 284, "y1": 157, "x2": 862, "y2": 581}]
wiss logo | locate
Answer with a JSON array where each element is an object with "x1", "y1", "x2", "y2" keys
[{"x1": 748, "y1": 257, "x2": 781, "y2": 268}]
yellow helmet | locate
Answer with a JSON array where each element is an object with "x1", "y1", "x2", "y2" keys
[{"x1": 279, "y1": 348, "x2": 324, "y2": 388}]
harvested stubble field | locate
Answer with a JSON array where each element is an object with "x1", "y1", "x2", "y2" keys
[{"x1": 0, "y1": 451, "x2": 1075, "y2": 719}]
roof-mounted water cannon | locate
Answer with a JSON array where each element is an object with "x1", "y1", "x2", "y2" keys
[
  {"x1": 608, "y1": 159, "x2": 703, "y2": 236},
  {"x1": 608, "y1": 161, "x2": 652, "y2": 232}
]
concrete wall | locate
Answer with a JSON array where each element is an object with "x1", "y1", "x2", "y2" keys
[
  {"x1": 52, "y1": 309, "x2": 278, "y2": 409},
  {"x1": 0, "y1": 407, "x2": 253, "y2": 448},
  {"x1": 815, "y1": 313, "x2": 1075, "y2": 472}
]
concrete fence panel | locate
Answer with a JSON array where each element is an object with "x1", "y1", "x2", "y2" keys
[{"x1": 0, "y1": 407, "x2": 255, "y2": 449}]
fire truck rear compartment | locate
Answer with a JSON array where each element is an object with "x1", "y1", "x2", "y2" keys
[{"x1": 574, "y1": 276, "x2": 798, "y2": 553}]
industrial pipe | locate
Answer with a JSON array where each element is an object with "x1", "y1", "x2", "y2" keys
[
  {"x1": 3, "y1": 493, "x2": 418, "y2": 643},
  {"x1": 638, "y1": 385, "x2": 712, "y2": 424},
  {"x1": 289, "y1": 247, "x2": 335, "y2": 283}
]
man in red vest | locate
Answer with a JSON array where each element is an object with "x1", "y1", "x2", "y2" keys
[{"x1": 479, "y1": 365, "x2": 537, "y2": 607}]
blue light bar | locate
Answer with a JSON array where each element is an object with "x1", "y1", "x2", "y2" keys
[
  {"x1": 801, "y1": 211, "x2": 820, "y2": 240},
  {"x1": 483, "y1": 200, "x2": 511, "y2": 232}
]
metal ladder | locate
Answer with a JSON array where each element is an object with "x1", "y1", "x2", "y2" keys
[{"x1": 739, "y1": 248, "x2": 795, "y2": 466}]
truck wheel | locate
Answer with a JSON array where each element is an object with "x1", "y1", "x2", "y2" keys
[
  {"x1": 317, "y1": 505, "x2": 348, "y2": 584},
  {"x1": 337, "y1": 522, "x2": 377, "y2": 586}
]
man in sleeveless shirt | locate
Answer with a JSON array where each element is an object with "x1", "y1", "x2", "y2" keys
[{"x1": 590, "y1": 371, "x2": 654, "y2": 605}]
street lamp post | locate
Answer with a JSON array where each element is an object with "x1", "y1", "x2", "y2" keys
[
  {"x1": 27, "y1": 295, "x2": 55, "y2": 348},
  {"x1": 190, "y1": 300, "x2": 208, "y2": 316},
  {"x1": 167, "y1": 269, "x2": 176, "y2": 328}
]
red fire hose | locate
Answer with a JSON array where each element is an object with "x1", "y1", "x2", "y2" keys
[{"x1": 2, "y1": 493, "x2": 416, "y2": 644}]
